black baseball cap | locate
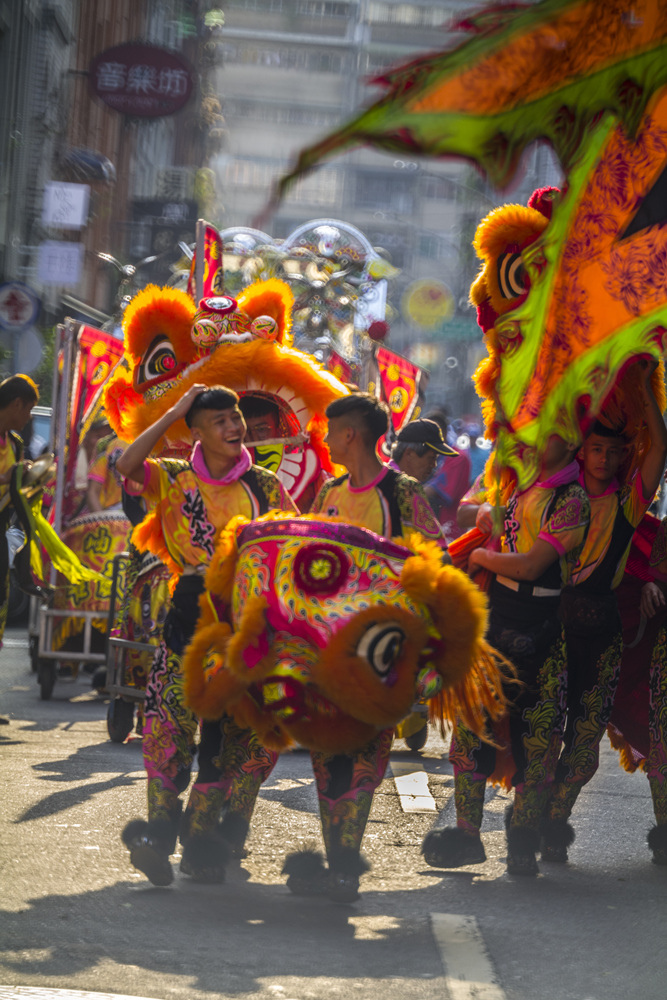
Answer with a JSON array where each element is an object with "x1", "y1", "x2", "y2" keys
[{"x1": 395, "y1": 418, "x2": 457, "y2": 455}]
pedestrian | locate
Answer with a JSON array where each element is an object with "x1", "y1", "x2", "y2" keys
[
  {"x1": 543, "y1": 363, "x2": 667, "y2": 861},
  {"x1": 389, "y1": 417, "x2": 457, "y2": 747},
  {"x1": 388, "y1": 418, "x2": 457, "y2": 484},
  {"x1": 118, "y1": 383, "x2": 298, "y2": 886},
  {"x1": 283, "y1": 393, "x2": 445, "y2": 901},
  {"x1": 0, "y1": 374, "x2": 39, "y2": 723},
  {"x1": 423, "y1": 408, "x2": 472, "y2": 543},
  {"x1": 423, "y1": 433, "x2": 590, "y2": 875}
]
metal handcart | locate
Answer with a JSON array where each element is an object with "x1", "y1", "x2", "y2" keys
[{"x1": 29, "y1": 317, "x2": 127, "y2": 700}]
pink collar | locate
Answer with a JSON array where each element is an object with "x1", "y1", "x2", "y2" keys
[
  {"x1": 536, "y1": 459, "x2": 580, "y2": 489},
  {"x1": 190, "y1": 442, "x2": 252, "y2": 484},
  {"x1": 348, "y1": 466, "x2": 389, "y2": 493},
  {"x1": 577, "y1": 468, "x2": 619, "y2": 498}
]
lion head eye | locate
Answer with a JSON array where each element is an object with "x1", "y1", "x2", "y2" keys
[
  {"x1": 497, "y1": 251, "x2": 526, "y2": 299},
  {"x1": 356, "y1": 622, "x2": 405, "y2": 678},
  {"x1": 135, "y1": 336, "x2": 179, "y2": 389}
]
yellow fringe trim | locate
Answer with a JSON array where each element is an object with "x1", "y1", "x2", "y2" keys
[{"x1": 606, "y1": 723, "x2": 647, "y2": 775}]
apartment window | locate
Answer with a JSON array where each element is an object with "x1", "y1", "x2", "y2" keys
[
  {"x1": 222, "y1": 158, "x2": 341, "y2": 207},
  {"x1": 222, "y1": 42, "x2": 345, "y2": 73},
  {"x1": 367, "y1": 3, "x2": 448, "y2": 27},
  {"x1": 225, "y1": 99, "x2": 339, "y2": 128},
  {"x1": 354, "y1": 173, "x2": 414, "y2": 215},
  {"x1": 421, "y1": 175, "x2": 457, "y2": 200},
  {"x1": 294, "y1": 0, "x2": 351, "y2": 16}
]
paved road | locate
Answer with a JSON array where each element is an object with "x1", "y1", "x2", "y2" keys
[{"x1": 1, "y1": 626, "x2": 665, "y2": 1000}]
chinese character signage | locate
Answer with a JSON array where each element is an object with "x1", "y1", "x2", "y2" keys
[
  {"x1": 42, "y1": 182, "x2": 90, "y2": 229},
  {"x1": 89, "y1": 42, "x2": 194, "y2": 118}
]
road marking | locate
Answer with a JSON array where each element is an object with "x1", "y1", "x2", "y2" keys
[
  {"x1": 2, "y1": 638, "x2": 29, "y2": 647},
  {"x1": 430, "y1": 913, "x2": 507, "y2": 1000},
  {"x1": 390, "y1": 760, "x2": 436, "y2": 812},
  {"x1": 0, "y1": 990, "x2": 165, "y2": 1000}
]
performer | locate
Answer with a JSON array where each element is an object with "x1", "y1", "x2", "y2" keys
[
  {"x1": 424, "y1": 433, "x2": 590, "y2": 876},
  {"x1": 118, "y1": 384, "x2": 298, "y2": 886},
  {"x1": 284, "y1": 393, "x2": 445, "y2": 902},
  {"x1": 610, "y1": 514, "x2": 667, "y2": 865},
  {"x1": 239, "y1": 394, "x2": 328, "y2": 513},
  {"x1": 542, "y1": 365, "x2": 667, "y2": 862},
  {"x1": 0, "y1": 375, "x2": 39, "y2": 723},
  {"x1": 314, "y1": 394, "x2": 446, "y2": 545}
]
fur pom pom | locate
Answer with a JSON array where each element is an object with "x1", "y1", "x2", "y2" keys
[{"x1": 282, "y1": 848, "x2": 327, "y2": 878}]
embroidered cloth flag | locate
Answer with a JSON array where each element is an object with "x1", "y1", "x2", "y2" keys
[
  {"x1": 374, "y1": 345, "x2": 428, "y2": 432},
  {"x1": 274, "y1": 0, "x2": 667, "y2": 489},
  {"x1": 276, "y1": 0, "x2": 667, "y2": 199}
]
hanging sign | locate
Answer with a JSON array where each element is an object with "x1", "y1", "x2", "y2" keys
[{"x1": 89, "y1": 42, "x2": 194, "y2": 118}]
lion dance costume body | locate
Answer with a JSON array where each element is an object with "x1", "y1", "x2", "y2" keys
[{"x1": 105, "y1": 225, "x2": 507, "y2": 897}]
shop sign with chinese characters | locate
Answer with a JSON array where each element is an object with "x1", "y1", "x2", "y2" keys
[{"x1": 89, "y1": 42, "x2": 194, "y2": 118}]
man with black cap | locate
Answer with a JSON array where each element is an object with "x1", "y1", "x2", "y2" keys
[{"x1": 389, "y1": 418, "x2": 457, "y2": 484}]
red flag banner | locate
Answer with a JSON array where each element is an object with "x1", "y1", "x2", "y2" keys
[
  {"x1": 326, "y1": 349, "x2": 353, "y2": 385},
  {"x1": 326, "y1": 349, "x2": 363, "y2": 388},
  {"x1": 374, "y1": 345, "x2": 428, "y2": 432},
  {"x1": 187, "y1": 223, "x2": 224, "y2": 301},
  {"x1": 63, "y1": 325, "x2": 124, "y2": 521}
]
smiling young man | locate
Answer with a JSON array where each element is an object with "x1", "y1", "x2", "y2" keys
[
  {"x1": 117, "y1": 383, "x2": 297, "y2": 886},
  {"x1": 542, "y1": 362, "x2": 667, "y2": 863}
]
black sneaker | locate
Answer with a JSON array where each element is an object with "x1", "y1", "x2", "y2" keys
[
  {"x1": 121, "y1": 818, "x2": 174, "y2": 886},
  {"x1": 179, "y1": 833, "x2": 229, "y2": 884},
  {"x1": 540, "y1": 840, "x2": 568, "y2": 863},
  {"x1": 422, "y1": 827, "x2": 486, "y2": 868},
  {"x1": 328, "y1": 872, "x2": 360, "y2": 904},
  {"x1": 506, "y1": 849, "x2": 539, "y2": 876},
  {"x1": 506, "y1": 825, "x2": 540, "y2": 877},
  {"x1": 130, "y1": 840, "x2": 173, "y2": 886}
]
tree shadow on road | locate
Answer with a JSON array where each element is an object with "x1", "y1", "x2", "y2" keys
[
  {"x1": 0, "y1": 877, "x2": 447, "y2": 996},
  {"x1": 14, "y1": 741, "x2": 144, "y2": 823},
  {"x1": 15, "y1": 775, "x2": 142, "y2": 823}
]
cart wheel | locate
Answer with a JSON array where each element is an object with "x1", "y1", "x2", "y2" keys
[
  {"x1": 38, "y1": 661, "x2": 56, "y2": 700},
  {"x1": 107, "y1": 698, "x2": 135, "y2": 743},
  {"x1": 405, "y1": 724, "x2": 428, "y2": 752},
  {"x1": 29, "y1": 634, "x2": 39, "y2": 673}
]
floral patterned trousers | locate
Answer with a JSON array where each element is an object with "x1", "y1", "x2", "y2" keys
[
  {"x1": 143, "y1": 637, "x2": 278, "y2": 840},
  {"x1": 548, "y1": 591, "x2": 623, "y2": 824},
  {"x1": 450, "y1": 594, "x2": 568, "y2": 835},
  {"x1": 647, "y1": 624, "x2": 667, "y2": 827},
  {"x1": 311, "y1": 728, "x2": 394, "y2": 864}
]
